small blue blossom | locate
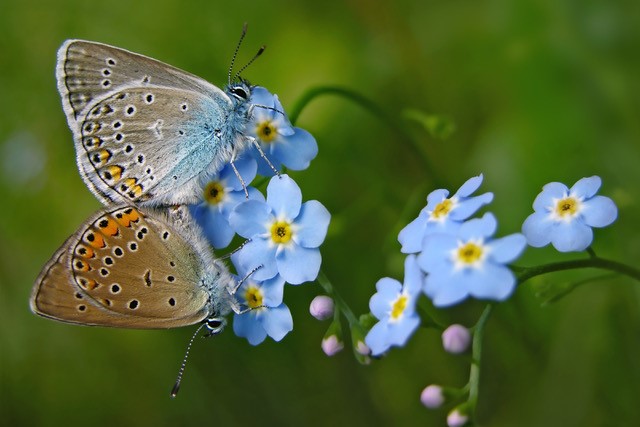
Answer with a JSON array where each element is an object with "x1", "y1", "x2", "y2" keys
[
  {"x1": 190, "y1": 156, "x2": 262, "y2": 249},
  {"x1": 418, "y1": 213, "x2": 526, "y2": 307},
  {"x1": 398, "y1": 174, "x2": 494, "y2": 254},
  {"x1": 232, "y1": 273, "x2": 292, "y2": 346},
  {"x1": 364, "y1": 255, "x2": 423, "y2": 356},
  {"x1": 229, "y1": 174, "x2": 331, "y2": 284},
  {"x1": 249, "y1": 87, "x2": 318, "y2": 176},
  {"x1": 522, "y1": 176, "x2": 618, "y2": 252}
]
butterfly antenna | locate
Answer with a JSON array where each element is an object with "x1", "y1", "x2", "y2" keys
[
  {"x1": 170, "y1": 322, "x2": 207, "y2": 398},
  {"x1": 232, "y1": 45, "x2": 266, "y2": 83},
  {"x1": 228, "y1": 22, "x2": 249, "y2": 85}
]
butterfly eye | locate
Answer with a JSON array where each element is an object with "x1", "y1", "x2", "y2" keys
[
  {"x1": 230, "y1": 86, "x2": 248, "y2": 100},
  {"x1": 204, "y1": 317, "x2": 226, "y2": 335}
]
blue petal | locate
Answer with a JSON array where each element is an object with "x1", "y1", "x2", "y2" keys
[
  {"x1": 255, "y1": 151, "x2": 284, "y2": 177},
  {"x1": 271, "y1": 128, "x2": 318, "y2": 170},
  {"x1": 294, "y1": 200, "x2": 331, "y2": 248},
  {"x1": 276, "y1": 245, "x2": 321, "y2": 284},
  {"x1": 365, "y1": 321, "x2": 391, "y2": 356},
  {"x1": 267, "y1": 174, "x2": 302, "y2": 219},
  {"x1": 221, "y1": 187, "x2": 264, "y2": 217},
  {"x1": 426, "y1": 274, "x2": 469, "y2": 307},
  {"x1": 260, "y1": 304, "x2": 294, "y2": 341},
  {"x1": 571, "y1": 176, "x2": 601, "y2": 199},
  {"x1": 403, "y1": 255, "x2": 424, "y2": 295},
  {"x1": 458, "y1": 213, "x2": 497, "y2": 240},
  {"x1": 488, "y1": 233, "x2": 527, "y2": 264},
  {"x1": 449, "y1": 192, "x2": 494, "y2": 221},
  {"x1": 220, "y1": 155, "x2": 258, "y2": 191},
  {"x1": 522, "y1": 212, "x2": 554, "y2": 247},
  {"x1": 236, "y1": 239, "x2": 279, "y2": 281},
  {"x1": 418, "y1": 234, "x2": 456, "y2": 273},
  {"x1": 200, "y1": 206, "x2": 236, "y2": 249},
  {"x1": 370, "y1": 278, "x2": 401, "y2": 318},
  {"x1": 398, "y1": 212, "x2": 428, "y2": 254},
  {"x1": 386, "y1": 315, "x2": 420, "y2": 347},
  {"x1": 426, "y1": 189, "x2": 449, "y2": 206},
  {"x1": 229, "y1": 200, "x2": 272, "y2": 238},
  {"x1": 259, "y1": 275, "x2": 287, "y2": 307},
  {"x1": 455, "y1": 174, "x2": 483, "y2": 197},
  {"x1": 533, "y1": 182, "x2": 568, "y2": 212},
  {"x1": 233, "y1": 313, "x2": 267, "y2": 345},
  {"x1": 468, "y1": 263, "x2": 516, "y2": 301},
  {"x1": 250, "y1": 86, "x2": 276, "y2": 107},
  {"x1": 582, "y1": 195, "x2": 617, "y2": 228},
  {"x1": 551, "y1": 221, "x2": 593, "y2": 252}
]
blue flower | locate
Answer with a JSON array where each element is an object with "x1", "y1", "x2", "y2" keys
[
  {"x1": 229, "y1": 174, "x2": 331, "y2": 284},
  {"x1": 418, "y1": 213, "x2": 526, "y2": 307},
  {"x1": 232, "y1": 273, "x2": 292, "y2": 345},
  {"x1": 522, "y1": 176, "x2": 618, "y2": 252},
  {"x1": 364, "y1": 255, "x2": 423, "y2": 356},
  {"x1": 190, "y1": 156, "x2": 262, "y2": 249},
  {"x1": 249, "y1": 87, "x2": 318, "y2": 176},
  {"x1": 398, "y1": 174, "x2": 494, "y2": 254}
]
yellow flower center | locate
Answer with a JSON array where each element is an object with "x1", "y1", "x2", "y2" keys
[
  {"x1": 457, "y1": 242, "x2": 483, "y2": 264},
  {"x1": 256, "y1": 120, "x2": 277, "y2": 143},
  {"x1": 555, "y1": 197, "x2": 578, "y2": 217},
  {"x1": 203, "y1": 181, "x2": 224, "y2": 205},
  {"x1": 270, "y1": 220, "x2": 292, "y2": 244},
  {"x1": 432, "y1": 199, "x2": 453, "y2": 219},
  {"x1": 244, "y1": 286, "x2": 263, "y2": 309},
  {"x1": 390, "y1": 295, "x2": 408, "y2": 320}
]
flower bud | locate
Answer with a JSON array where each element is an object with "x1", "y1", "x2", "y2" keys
[
  {"x1": 447, "y1": 408, "x2": 469, "y2": 427},
  {"x1": 442, "y1": 324, "x2": 471, "y2": 354},
  {"x1": 309, "y1": 295, "x2": 334, "y2": 320},
  {"x1": 321, "y1": 335, "x2": 344, "y2": 356},
  {"x1": 420, "y1": 385, "x2": 444, "y2": 409}
]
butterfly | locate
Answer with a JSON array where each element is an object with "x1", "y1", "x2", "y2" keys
[
  {"x1": 56, "y1": 28, "x2": 265, "y2": 207},
  {"x1": 30, "y1": 204, "x2": 238, "y2": 330}
]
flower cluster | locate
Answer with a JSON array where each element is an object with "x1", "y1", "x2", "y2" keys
[{"x1": 191, "y1": 87, "x2": 329, "y2": 345}]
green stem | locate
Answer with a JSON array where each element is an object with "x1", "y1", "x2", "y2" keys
[
  {"x1": 289, "y1": 85, "x2": 441, "y2": 187},
  {"x1": 468, "y1": 304, "x2": 493, "y2": 420},
  {"x1": 516, "y1": 256, "x2": 640, "y2": 284},
  {"x1": 316, "y1": 270, "x2": 361, "y2": 330}
]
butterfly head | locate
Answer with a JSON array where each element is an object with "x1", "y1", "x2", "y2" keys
[{"x1": 226, "y1": 80, "x2": 253, "y2": 103}]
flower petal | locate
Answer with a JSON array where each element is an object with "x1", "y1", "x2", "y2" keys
[
  {"x1": 233, "y1": 313, "x2": 267, "y2": 345},
  {"x1": 403, "y1": 255, "x2": 424, "y2": 295},
  {"x1": 398, "y1": 212, "x2": 428, "y2": 254},
  {"x1": 276, "y1": 245, "x2": 321, "y2": 284},
  {"x1": 220, "y1": 155, "x2": 258, "y2": 191},
  {"x1": 455, "y1": 174, "x2": 483, "y2": 197},
  {"x1": 294, "y1": 200, "x2": 331, "y2": 248},
  {"x1": 365, "y1": 321, "x2": 391, "y2": 356},
  {"x1": 488, "y1": 233, "x2": 527, "y2": 264},
  {"x1": 458, "y1": 213, "x2": 497, "y2": 240},
  {"x1": 386, "y1": 314, "x2": 420, "y2": 347},
  {"x1": 571, "y1": 176, "x2": 601, "y2": 199},
  {"x1": 267, "y1": 174, "x2": 302, "y2": 220},
  {"x1": 449, "y1": 192, "x2": 494, "y2": 221},
  {"x1": 581, "y1": 195, "x2": 617, "y2": 228},
  {"x1": 271, "y1": 128, "x2": 318, "y2": 170},
  {"x1": 229, "y1": 200, "x2": 272, "y2": 238},
  {"x1": 427, "y1": 274, "x2": 469, "y2": 307},
  {"x1": 533, "y1": 182, "x2": 568, "y2": 212},
  {"x1": 235, "y1": 239, "x2": 279, "y2": 281},
  {"x1": 370, "y1": 278, "x2": 402, "y2": 318},
  {"x1": 260, "y1": 304, "x2": 294, "y2": 341},
  {"x1": 199, "y1": 206, "x2": 236, "y2": 249},
  {"x1": 467, "y1": 264, "x2": 516, "y2": 301},
  {"x1": 521, "y1": 212, "x2": 554, "y2": 247},
  {"x1": 550, "y1": 220, "x2": 593, "y2": 252}
]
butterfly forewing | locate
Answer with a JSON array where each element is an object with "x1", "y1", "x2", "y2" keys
[{"x1": 31, "y1": 206, "x2": 213, "y2": 329}]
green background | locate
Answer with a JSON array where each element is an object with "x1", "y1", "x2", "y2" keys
[{"x1": 1, "y1": 0, "x2": 639, "y2": 425}]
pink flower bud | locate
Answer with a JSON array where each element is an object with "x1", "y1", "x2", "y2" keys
[
  {"x1": 442, "y1": 324, "x2": 471, "y2": 354},
  {"x1": 321, "y1": 335, "x2": 344, "y2": 356},
  {"x1": 309, "y1": 295, "x2": 334, "y2": 320},
  {"x1": 355, "y1": 340, "x2": 371, "y2": 356},
  {"x1": 447, "y1": 408, "x2": 468, "y2": 427},
  {"x1": 420, "y1": 385, "x2": 444, "y2": 409}
]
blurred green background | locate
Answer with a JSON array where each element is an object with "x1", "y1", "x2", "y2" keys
[{"x1": 1, "y1": 0, "x2": 639, "y2": 425}]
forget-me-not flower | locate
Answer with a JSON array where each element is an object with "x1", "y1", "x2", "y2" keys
[
  {"x1": 418, "y1": 213, "x2": 527, "y2": 307},
  {"x1": 249, "y1": 87, "x2": 318, "y2": 176},
  {"x1": 399, "y1": 174, "x2": 494, "y2": 254},
  {"x1": 522, "y1": 176, "x2": 618, "y2": 252},
  {"x1": 190, "y1": 156, "x2": 261, "y2": 249},
  {"x1": 364, "y1": 255, "x2": 423, "y2": 356},
  {"x1": 229, "y1": 174, "x2": 331, "y2": 284}
]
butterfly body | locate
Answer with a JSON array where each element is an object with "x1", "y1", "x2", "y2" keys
[
  {"x1": 57, "y1": 40, "x2": 254, "y2": 206},
  {"x1": 31, "y1": 205, "x2": 237, "y2": 329}
]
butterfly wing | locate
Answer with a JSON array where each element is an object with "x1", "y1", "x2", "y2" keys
[
  {"x1": 57, "y1": 40, "x2": 248, "y2": 206},
  {"x1": 31, "y1": 206, "x2": 217, "y2": 329}
]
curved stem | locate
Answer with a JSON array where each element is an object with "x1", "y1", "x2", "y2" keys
[
  {"x1": 516, "y1": 256, "x2": 640, "y2": 284},
  {"x1": 289, "y1": 85, "x2": 441, "y2": 187},
  {"x1": 316, "y1": 270, "x2": 361, "y2": 330},
  {"x1": 468, "y1": 304, "x2": 493, "y2": 421}
]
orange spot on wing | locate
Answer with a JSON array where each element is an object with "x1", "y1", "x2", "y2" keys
[{"x1": 99, "y1": 218, "x2": 119, "y2": 236}]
